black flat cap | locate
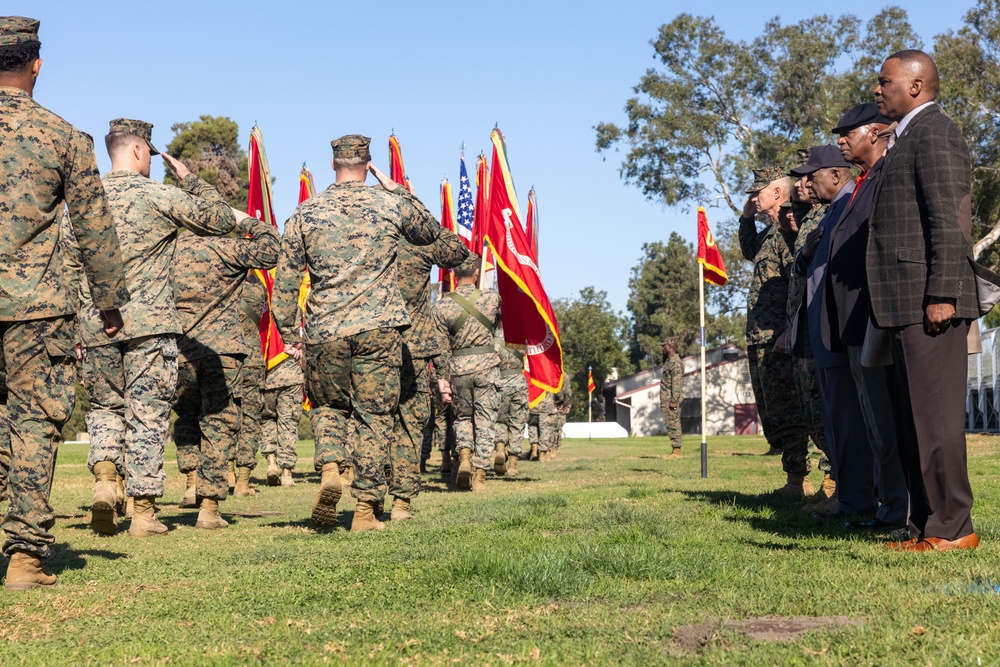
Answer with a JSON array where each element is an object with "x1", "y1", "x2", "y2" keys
[
  {"x1": 832, "y1": 103, "x2": 892, "y2": 134},
  {"x1": 789, "y1": 145, "x2": 852, "y2": 175}
]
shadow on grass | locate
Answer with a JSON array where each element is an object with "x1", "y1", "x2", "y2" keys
[{"x1": 47, "y1": 547, "x2": 128, "y2": 574}]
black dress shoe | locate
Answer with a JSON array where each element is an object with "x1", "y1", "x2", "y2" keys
[{"x1": 845, "y1": 518, "x2": 906, "y2": 531}]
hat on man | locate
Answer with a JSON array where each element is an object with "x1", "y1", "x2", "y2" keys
[
  {"x1": 108, "y1": 118, "x2": 159, "y2": 155},
  {"x1": 331, "y1": 135, "x2": 372, "y2": 160},
  {"x1": 832, "y1": 103, "x2": 892, "y2": 135},
  {"x1": 456, "y1": 252, "x2": 481, "y2": 274},
  {"x1": 789, "y1": 145, "x2": 851, "y2": 176},
  {"x1": 0, "y1": 16, "x2": 39, "y2": 46},
  {"x1": 744, "y1": 166, "x2": 786, "y2": 194}
]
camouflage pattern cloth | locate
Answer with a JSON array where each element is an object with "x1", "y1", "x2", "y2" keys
[
  {"x1": 392, "y1": 228, "x2": 468, "y2": 498},
  {"x1": 529, "y1": 393, "x2": 561, "y2": 453},
  {"x1": 552, "y1": 378, "x2": 572, "y2": 450},
  {"x1": 236, "y1": 276, "x2": 267, "y2": 470},
  {"x1": 747, "y1": 344, "x2": 810, "y2": 475},
  {"x1": 307, "y1": 327, "x2": 401, "y2": 503},
  {"x1": 431, "y1": 283, "x2": 502, "y2": 471},
  {"x1": 261, "y1": 381, "x2": 302, "y2": 471},
  {"x1": 1, "y1": 85, "x2": 130, "y2": 559},
  {"x1": 421, "y1": 360, "x2": 454, "y2": 461},
  {"x1": 272, "y1": 179, "x2": 441, "y2": 505},
  {"x1": 659, "y1": 355, "x2": 684, "y2": 449},
  {"x1": 783, "y1": 203, "x2": 828, "y2": 347},
  {"x1": 82, "y1": 335, "x2": 177, "y2": 495},
  {"x1": 496, "y1": 345, "x2": 528, "y2": 457},
  {"x1": 740, "y1": 217, "x2": 797, "y2": 346}
]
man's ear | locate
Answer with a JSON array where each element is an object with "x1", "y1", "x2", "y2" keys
[
  {"x1": 31, "y1": 58, "x2": 42, "y2": 79},
  {"x1": 909, "y1": 78, "x2": 924, "y2": 99}
]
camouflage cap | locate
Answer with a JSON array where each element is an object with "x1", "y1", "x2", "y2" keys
[
  {"x1": 744, "y1": 166, "x2": 786, "y2": 194},
  {"x1": 331, "y1": 134, "x2": 372, "y2": 160},
  {"x1": 108, "y1": 118, "x2": 159, "y2": 155},
  {"x1": 0, "y1": 16, "x2": 39, "y2": 47},
  {"x1": 456, "y1": 252, "x2": 481, "y2": 274}
]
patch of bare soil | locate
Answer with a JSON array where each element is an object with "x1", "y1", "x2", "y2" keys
[{"x1": 671, "y1": 616, "x2": 862, "y2": 652}]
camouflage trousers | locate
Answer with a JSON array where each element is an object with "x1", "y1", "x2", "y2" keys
[
  {"x1": 234, "y1": 363, "x2": 264, "y2": 470},
  {"x1": 1, "y1": 316, "x2": 76, "y2": 559},
  {"x1": 529, "y1": 411, "x2": 561, "y2": 452},
  {"x1": 390, "y1": 349, "x2": 431, "y2": 500},
  {"x1": 83, "y1": 334, "x2": 177, "y2": 498},
  {"x1": 261, "y1": 382, "x2": 302, "y2": 471},
  {"x1": 306, "y1": 328, "x2": 400, "y2": 504},
  {"x1": 660, "y1": 398, "x2": 682, "y2": 449},
  {"x1": 421, "y1": 364, "x2": 454, "y2": 460},
  {"x1": 746, "y1": 344, "x2": 810, "y2": 475},
  {"x1": 495, "y1": 370, "x2": 528, "y2": 457},
  {"x1": 173, "y1": 354, "x2": 242, "y2": 502},
  {"x1": 451, "y1": 365, "x2": 501, "y2": 471},
  {"x1": 793, "y1": 357, "x2": 831, "y2": 473}
]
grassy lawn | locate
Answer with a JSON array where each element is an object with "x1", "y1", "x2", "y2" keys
[{"x1": 2, "y1": 434, "x2": 1000, "y2": 665}]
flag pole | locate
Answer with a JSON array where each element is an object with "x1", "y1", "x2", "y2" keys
[
  {"x1": 699, "y1": 263, "x2": 708, "y2": 478},
  {"x1": 588, "y1": 365, "x2": 593, "y2": 440},
  {"x1": 478, "y1": 240, "x2": 489, "y2": 289}
]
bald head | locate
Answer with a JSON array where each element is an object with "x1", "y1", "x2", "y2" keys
[{"x1": 875, "y1": 49, "x2": 939, "y2": 121}]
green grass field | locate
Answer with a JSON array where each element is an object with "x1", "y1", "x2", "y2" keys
[{"x1": 2, "y1": 434, "x2": 1000, "y2": 665}]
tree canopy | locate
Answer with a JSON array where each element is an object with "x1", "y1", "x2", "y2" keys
[{"x1": 164, "y1": 115, "x2": 249, "y2": 209}]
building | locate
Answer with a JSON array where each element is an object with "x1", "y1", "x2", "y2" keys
[{"x1": 601, "y1": 344, "x2": 756, "y2": 437}]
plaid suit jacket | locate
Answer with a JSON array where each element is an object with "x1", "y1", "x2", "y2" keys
[{"x1": 867, "y1": 105, "x2": 977, "y2": 327}]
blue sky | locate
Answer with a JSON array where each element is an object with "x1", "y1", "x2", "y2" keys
[{"x1": 14, "y1": 1, "x2": 973, "y2": 314}]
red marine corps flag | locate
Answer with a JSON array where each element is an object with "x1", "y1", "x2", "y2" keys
[
  {"x1": 247, "y1": 126, "x2": 288, "y2": 370},
  {"x1": 483, "y1": 128, "x2": 563, "y2": 394},
  {"x1": 697, "y1": 207, "x2": 728, "y2": 286},
  {"x1": 389, "y1": 134, "x2": 414, "y2": 193},
  {"x1": 439, "y1": 178, "x2": 457, "y2": 291}
]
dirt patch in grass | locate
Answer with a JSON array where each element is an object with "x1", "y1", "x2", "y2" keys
[{"x1": 672, "y1": 616, "x2": 862, "y2": 652}]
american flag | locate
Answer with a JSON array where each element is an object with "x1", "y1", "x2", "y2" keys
[{"x1": 456, "y1": 154, "x2": 475, "y2": 248}]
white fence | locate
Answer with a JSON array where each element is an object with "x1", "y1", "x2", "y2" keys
[{"x1": 968, "y1": 327, "x2": 1000, "y2": 432}]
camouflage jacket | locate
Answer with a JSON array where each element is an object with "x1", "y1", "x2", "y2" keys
[
  {"x1": 530, "y1": 391, "x2": 556, "y2": 416},
  {"x1": 265, "y1": 354, "x2": 304, "y2": 390},
  {"x1": 240, "y1": 275, "x2": 268, "y2": 369},
  {"x1": 70, "y1": 171, "x2": 238, "y2": 346},
  {"x1": 659, "y1": 355, "x2": 684, "y2": 404},
  {"x1": 173, "y1": 216, "x2": 279, "y2": 363},
  {"x1": 496, "y1": 326, "x2": 525, "y2": 374},
  {"x1": 0, "y1": 86, "x2": 128, "y2": 321},
  {"x1": 741, "y1": 217, "x2": 797, "y2": 346},
  {"x1": 555, "y1": 378, "x2": 573, "y2": 410},
  {"x1": 431, "y1": 283, "x2": 501, "y2": 380},
  {"x1": 272, "y1": 182, "x2": 441, "y2": 344},
  {"x1": 784, "y1": 204, "x2": 828, "y2": 339},
  {"x1": 398, "y1": 227, "x2": 469, "y2": 358}
]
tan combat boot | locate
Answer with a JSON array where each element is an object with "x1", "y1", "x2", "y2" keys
[
  {"x1": 506, "y1": 455, "x2": 519, "y2": 477},
  {"x1": 471, "y1": 468, "x2": 487, "y2": 492},
  {"x1": 195, "y1": 497, "x2": 229, "y2": 530},
  {"x1": 340, "y1": 465, "x2": 355, "y2": 487},
  {"x1": 227, "y1": 460, "x2": 237, "y2": 490},
  {"x1": 280, "y1": 468, "x2": 295, "y2": 487},
  {"x1": 4, "y1": 551, "x2": 57, "y2": 591},
  {"x1": 805, "y1": 473, "x2": 836, "y2": 504},
  {"x1": 311, "y1": 463, "x2": 342, "y2": 528},
  {"x1": 391, "y1": 497, "x2": 413, "y2": 521},
  {"x1": 233, "y1": 466, "x2": 256, "y2": 497},
  {"x1": 779, "y1": 473, "x2": 813, "y2": 500},
  {"x1": 666, "y1": 448, "x2": 682, "y2": 460},
  {"x1": 179, "y1": 471, "x2": 197, "y2": 508},
  {"x1": 128, "y1": 497, "x2": 168, "y2": 537},
  {"x1": 539, "y1": 450, "x2": 551, "y2": 462},
  {"x1": 456, "y1": 450, "x2": 473, "y2": 491},
  {"x1": 115, "y1": 474, "x2": 126, "y2": 516},
  {"x1": 805, "y1": 488, "x2": 840, "y2": 514},
  {"x1": 266, "y1": 453, "x2": 280, "y2": 486},
  {"x1": 493, "y1": 443, "x2": 507, "y2": 476},
  {"x1": 90, "y1": 461, "x2": 119, "y2": 536},
  {"x1": 124, "y1": 496, "x2": 134, "y2": 520},
  {"x1": 351, "y1": 500, "x2": 386, "y2": 531},
  {"x1": 530, "y1": 443, "x2": 539, "y2": 461}
]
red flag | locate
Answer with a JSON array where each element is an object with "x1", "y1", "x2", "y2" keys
[
  {"x1": 588, "y1": 369, "x2": 596, "y2": 394},
  {"x1": 525, "y1": 188, "x2": 539, "y2": 260},
  {"x1": 439, "y1": 178, "x2": 457, "y2": 291},
  {"x1": 484, "y1": 128, "x2": 563, "y2": 394},
  {"x1": 298, "y1": 163, "x2": 316, "y2": 204},
  {"x1": 472, "y1": 153, "x2": 493, "y2": 267},
  {"x1": 297, "y1": 165, "x2": 316, "y2": 412},
  {"x1": 697, "y1": 207, "x2": 728, "y2": 286},
  {"x1": 527, "y1": 377, "x2": 546, "y2": 408},
  {"x1": 247, "y1": 126, "x2": 288, "y2": 370},
  {"x1": 389, "y1": 135, "x2": 414, "y2": 193}
]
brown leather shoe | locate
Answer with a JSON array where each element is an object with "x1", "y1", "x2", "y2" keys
[{"x1": 888, "y1": 533, "x2": 979, "y2": 552}]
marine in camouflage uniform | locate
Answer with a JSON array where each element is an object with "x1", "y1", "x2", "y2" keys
[
  {"x1": 261, "y1": 354, "x2": 304, "y2": 487},
  {"x1": 233, "y1": 275, "x2": 267, "y2": 494},
  {"x1": 739, "y1": 167, "x2": 812, "y2": 496},
  {"x1": 551, "y1": 376, "x2": 572, "y2": 457},
  {"x1": 422, "y1": 359, "x2": 456, "y2": 475},
  {"x1": 659, "y1": 342, "x2": 684, "y2": 455},
  {"x1": 529, "y1": 392, "x2": 559, "y2": 460},
  {"x1": 391, "y1": 229, "x2": 468, "y2": 517},
  {"x1": 0, "y1": 16, "x2": 129, "y2": 588},
  {"x1": 271, "y1": 135, "x2": 442, "y2": 531},
  {"x1": 172, "y1": 214, "x2": 278, "y2": 529},
  {"x1": 494, "y1": 335, "x2": 528, "y2": 476},
  {"x1": 69, "y1": 118, "x2": 237, "y2": 537},
  {"x1": 431, "y1": 253, "x2": 502, "y2": 491}
]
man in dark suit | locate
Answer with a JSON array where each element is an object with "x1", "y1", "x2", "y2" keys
[
  {"x1": 869, "y1": 50, "x2": 979, "y2": 551},
  {"x1": 829, "y1": 104, "x2": 909, "y2": 531}
]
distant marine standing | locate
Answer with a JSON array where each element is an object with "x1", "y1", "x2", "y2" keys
[{"x1": 659, "y1": 341, "x2": 684, "y2": 458}]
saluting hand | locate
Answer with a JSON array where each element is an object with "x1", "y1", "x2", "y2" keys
[
  {"x1": 161, "y1": 153, "x2": 191, "y2": 180},
  {"x1": 368, "y1": 163, "x2": 398, "y2": 192}
]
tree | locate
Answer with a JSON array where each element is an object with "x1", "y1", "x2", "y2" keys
[
  {"x1": 552, "y1": 287, "x2": 632, "y2": 421},
  {"x1": 164, "y1": 115, "x2": 249, "y2": 209}
]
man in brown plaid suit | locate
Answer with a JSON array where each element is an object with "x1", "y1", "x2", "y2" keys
[{"x1": 869, "y1": 50, "x2": 979, "y2": 552}]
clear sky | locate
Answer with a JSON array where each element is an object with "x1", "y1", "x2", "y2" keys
[{"x1": 12, "y1": 0, "x2": 973, "y2": 314}]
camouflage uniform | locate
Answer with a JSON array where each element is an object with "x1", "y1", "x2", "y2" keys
[
  {"x1": 740, "y1": 202, "x2": 810, "y2": 476},
  {"x1": 172, "y1": 215, "x2": 278, "y2": 500},
  {"x1": 0, "y1": 80, "x2": 129, "y2": 559},
  {"x1": 431, "y1": 283, "x2": 502, "y2": 471},
  {"x1": 271, "y1": 174, "x2": 441, "y2": 505},
  {"x1": 529, "y1": 392, "x2": 560, "y2": 453},
  {"x1": 392, "y1": 230, "x2": 468, "y2": 499},
  {"x1": 553, "y1": 379, "x2": 572, "y2": 451},
  {"x1": 495, "y1": 342, "x2": 528, "y2": 458},
  {"x1": 659, "y1": 354, "x2": 684, "y2": 450},
  {"x1": 262, "y1": 356, "x2": 304, "y2": 472},
  {"x1": 71, "y1": 144, "x2": 237, "y2": 499},
  {"x1": 237, "y1": 276, "x2": 267, "y2": 471},
  {"x1": 422, "y1": 360, "x2": 455, "y2": 461}
]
